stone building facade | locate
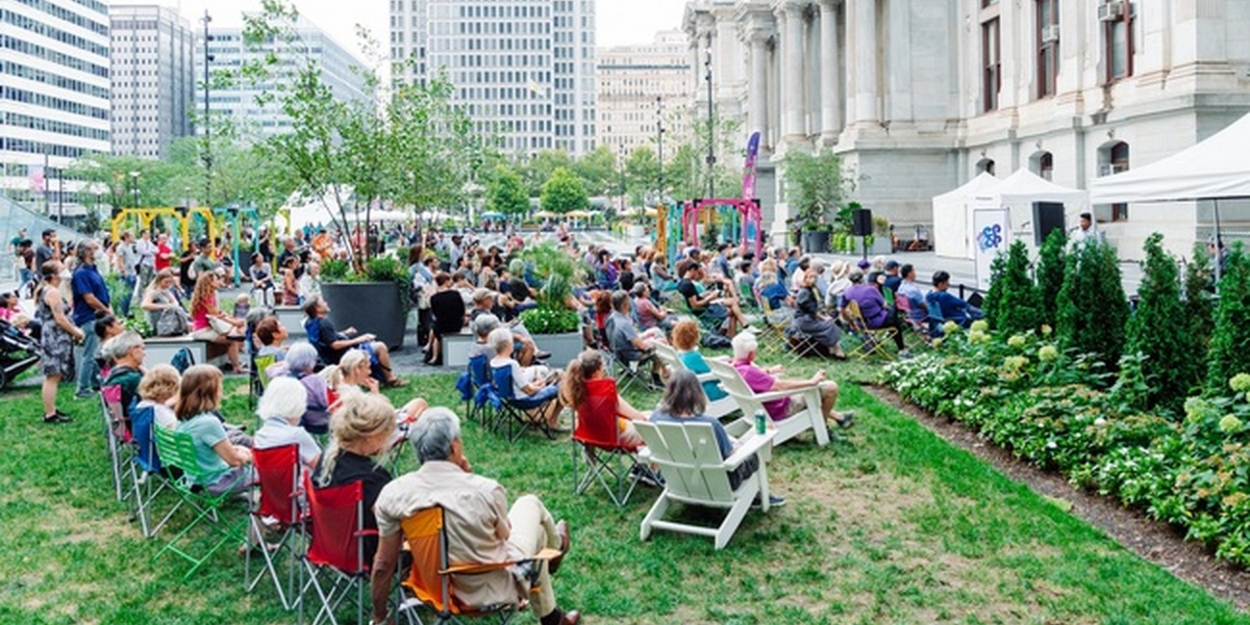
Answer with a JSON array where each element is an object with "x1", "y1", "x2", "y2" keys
[{"x1": 684, "y1": 0, "x2": 1250, "y2": 257}]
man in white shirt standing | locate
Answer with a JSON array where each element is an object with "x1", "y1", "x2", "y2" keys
[
  {"x1": 132, "y1": 229, "x2": 158, "y2": 310},
  {"x1": 114, "y1": 232, "x2": 140, "y2": 318},
  {"x1": 1069, "y1": 212, "x2": 1104, "y2": 248}
]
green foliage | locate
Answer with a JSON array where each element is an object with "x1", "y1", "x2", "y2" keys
[
  {"x1": 319, "y1": 258, "x2": 351, "y2": 282},
  {"x1": 1056, "y1": 241, "x2": 1129, "y2": 371},
  {"x1": 540, "y1": 167, "x2": 589, "y2": 215},
  {"x1": 1185, "y1": 242, "x2": 1216, "y2": 360},
  {"x1": 517, "y1": 307, "x2": 580, "y2": 334},
  {"x1": 1207, "y1": 244, "x2": 1250, "y2": 394},
  {"x1": 485, "y1": 166, "x2": 529, "y2": 216},
  {"x1": 521, "y1": 150, "x2": 575, "y2": 196},
  {"x1": 572, "y1": 145, "x2": 618, "y2": 197},
  {"x1": 1126, "y1": 234, "x2": 1200, "y2": 414},
  {"x1": 1036, "y1": 229, "x2": 1067, "y2": 326},
  {"x1": 521, "y1": 241, "x2": 583, "y2": 312},
  {"x1": 783, "y1": 150, "x2": 855, "y2": 229},
  {"x1": 623, "y1": 147, "x2": 659, "y2": 206},
  {"x1": 984, "y1": 241, "x2": 1042, "y2": 335}
]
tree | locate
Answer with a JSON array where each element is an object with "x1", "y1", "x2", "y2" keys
[
  {"x1": 1056, "y1": 241, "x2": 1130, "y2": 371},
  {"x1": 485, "y1": 166, "x2": 529, "y2": 217},
  {"x1": 1206, "y1": 244, "x2": 1250, "y2": 394},
  {"x1": 1126, "y1": 233, "x2": 1201, "y2": 413},
  {"x1": 783, "y1": 150, "x2": 854, "y2": 230},
  {"x1": 573, "y1": 145, "x2": 617, "y2": 197},
  {"x1": 624, "y1": 147, "x2": 660, "y2": 206},
  {"x1": 1184, "y1": 241, "x2": 1216, "y2": 352},
  {"x1": 541, "y1": 167, "x2": 589, "y2": 215},
  {"x1": 523, "y1": 150, "x2": 575, "y2": 196},
  {"x1": 1035, "y1": 228, "x2": 1067, "y2": 326},
  {"x1": 984, "y1": 240, "x2": 1042, "y2": 335}
]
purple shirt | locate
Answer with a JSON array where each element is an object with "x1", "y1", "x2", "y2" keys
[
  {"x1": 842, "y1": 284, "x2": 888, "y2": 327},
  {"x1": 733, "y1": 359, "x2": 790, "y2": 421}
]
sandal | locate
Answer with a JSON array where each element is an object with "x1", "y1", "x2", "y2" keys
[
  {"x1": 384, "y1": 378, "x2": 409, "y2": 388},
  {"x1": 832, "y1": 412, "x2": 855, "y2": 429}
]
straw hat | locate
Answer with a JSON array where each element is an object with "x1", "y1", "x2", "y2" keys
[{"x1": 828, "y1": 260, "x2": 849, "y2": 280}]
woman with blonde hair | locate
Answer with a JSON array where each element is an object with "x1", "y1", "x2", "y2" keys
[
  {"x1": 174, "y1": 365, "x2": 253, "y2": 495},
  {"x1": 561, "y1": 350, "x2": 648, "y2": 446},
  {"x1": 330, "y1": 348, "x2": 429, "y2": 421},
  {"x1": 35, "y1": 260, "x2": 85, "y2": 423},
  {"x1": 135, "y1": 364, "x2": 180, "y2": 428},
  {"x1": 188, "y1": 273, "x2": 245, "y2": 372},
  {"x1": 311, "y1": 392, "x2": 397, "y2": 565}
]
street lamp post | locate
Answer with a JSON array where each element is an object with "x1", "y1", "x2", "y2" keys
[
  {"x1": 129, "y1": 170, "x2": 141, "y2": 208},
  {"x1": 704, "y1": 48, "x2": 716, "y2": 200},
  {"x1": 618, "y1": 145, "x2": 626, "y2": 216},
  {"x1": 656, "y1": 96, "x2": 665, "y2": 205},
  {"x1": 201, "y1": 10, "x2": 214, "y2": 208}
]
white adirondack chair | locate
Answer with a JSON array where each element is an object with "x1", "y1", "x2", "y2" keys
[
  {"x1": 653, "y1": 343, "x2": 741, "y2": 420},
  {"x1": 704, "y1": 357, "x2": 831, "y2": 447},
  {"x1": 636, "y1": 421, "x2": 776, "y2": 549}
]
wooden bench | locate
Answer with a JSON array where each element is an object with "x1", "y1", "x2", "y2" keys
[
  {"x1": 142, "y1": 335, "x2": 208, "y2": 370},
  {"x1": 273, "y1": 306, "x2": 307, "y2": 338},
  {"x1": 441, "y1": 331, "x2": 476, "y2": 369}
]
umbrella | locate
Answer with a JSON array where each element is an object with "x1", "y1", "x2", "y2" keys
[
  {"x1": 566, "y1": 210, "x2": 596, "y2": 219},
  {"x1": 480, "y1": 212, "x2": 506, "y2": 220},
  {"x1": 533, "y1": 211, "x2": 557, "y2": 218}
]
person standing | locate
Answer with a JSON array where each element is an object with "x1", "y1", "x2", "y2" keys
[
  {"x1": 113, "y1": 232, "x2": 139, "y2": 318},
  {"x1": 133, "y1": 229, "x2": 158, "y2": 304},
  {"x1": 153, "y1": 232, "x2": 173, "y2": 272},
  {"x1": 35, "y1": 229, "x2": 58, "y2": 272},
  {"x1": 70, "y1": 241, "x2": 112, "y2": 398},
  {"x1": 35, "y1": 260, "x2": 84, "y2": 423}
]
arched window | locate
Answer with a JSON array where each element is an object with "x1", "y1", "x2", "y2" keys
[
  {"x1": 976, "y1": 158, "x2": 996, "y2": 176},
  {"x1": 1098, "y1": 141, "x2": 1130, "y2": 222},
  {"x1": 1030, "y1": 151, "x2": 1054, "y2": 180}
]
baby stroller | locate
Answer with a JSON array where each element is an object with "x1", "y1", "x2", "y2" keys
[{"x1": 0, "y1": 318, "x2": 40, "y2": 390}]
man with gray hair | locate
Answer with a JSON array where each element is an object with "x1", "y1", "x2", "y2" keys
[
  {"x1": 370, "y1": 408, "x2": 579, "y2": 625},
  {"x1": 71, "y1": 240, "x2": 112, "y2": 398}
]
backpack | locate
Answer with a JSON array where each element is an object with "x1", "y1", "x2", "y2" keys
[
  {"x1": 701, "y1": 332, "x2": 732, "y2": 349},
  {"x1": 170, "y1": 347, "x2": 195, "y2": 374},
  {"x1": 156, "y1": 306, "x2": 191, "y2": 337}
]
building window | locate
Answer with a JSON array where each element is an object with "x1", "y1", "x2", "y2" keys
[
  {"x1": 1103, "y1": 1, "x2": 1134, "y2": 82},
  {"x1": 976, "y1": 158, "x2": 996, "y2": 176},
  {"x1": 1031, "y1": 151, "x2": 1054, "y2": 180},
  {"x1": 1097, "y1": 141, "x2": 1130, "y2": 221},
  {"x1": 1036, "y1": 0, "x2": 1059, "y2": 99},
  {"x1": 982, "y1": 18, "x2": 1001, "y2": 112}
]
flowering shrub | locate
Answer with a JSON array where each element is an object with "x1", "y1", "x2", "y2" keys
[{"x1": 885, "y1": 326, "x2": 1250, "y2": 567}]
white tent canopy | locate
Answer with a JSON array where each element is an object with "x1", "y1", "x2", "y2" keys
[
  {"x1": 933, "y1": 169, "x2": 1088, "y2": 259},
  {"x1": 1090, "y1": 112, "x2": 1250, "y2": 204}
]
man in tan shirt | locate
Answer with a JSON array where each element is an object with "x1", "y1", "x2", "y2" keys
[{"x1": 371, "y1": 408, "x2": 579, "y2": 625}]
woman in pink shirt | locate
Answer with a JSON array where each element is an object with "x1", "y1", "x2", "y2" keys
[
  {"x1": 729, "y1": 331, "x2": 854, "y2": 428},
  {"x1": 189, "y1": 273, "x2": 245, "y2": 372}
]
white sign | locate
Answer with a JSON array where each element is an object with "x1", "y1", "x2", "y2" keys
[{"x1": 972, "y1": 208, "x2": 1010, "y2": 292}]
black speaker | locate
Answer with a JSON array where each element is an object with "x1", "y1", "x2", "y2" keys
[
  {"x1": 1033, "y1": 202, "x2": 1065, "y2": 246},
  {"x1": 850, "y1": 208, "x2": 873, "y2": 237}
]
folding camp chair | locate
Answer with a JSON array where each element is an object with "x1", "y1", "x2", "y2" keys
[
  {"x1": 456, "y1": 354, "x2": 497, "y2": 431},
  {"x1": 757, "y1": 299, "x2": 822, "y2": 362},
  {"x1": 609, "y1": 344, "x2": 661, "y2": 394},
  {"x1": 636, "y1": 421, "x2": 777, "y2": 549},
  {"x1": 894, "y1": 294, "x2": 931, "y2": 345},
  {"x1": 100, "y1": 385, "x2": 135, "y2": 503},
  {"x1": 246, "y1": 444, "x2": 305, "y2": 611},
  {"x1": 300, "y1": 476, "x2": 374, "y2": 625},
  {"x1": 490, "y1": 364, "x2": 558, "y2": 442},
  {"x1": 152, "y1": 427, "x2": 251, "y2": 579},
  {"x1": 843, "y1": 300, "x2": 898, "y2": 360},
  {"x1": 924, "y1": 294, "x2": 947, "y2": 338},
  {"x1": 394, "y1": 506, "x2": 560, "y2": 625},
  {"x1": 128, "y1": 404, "x2": 180, "y2": 538},
  {"x1": 571, "y1": 378, "x2": 654, "y2": 507},
  {"x1": 251, "y1": 353, "x2": 279, "y2": 409}
]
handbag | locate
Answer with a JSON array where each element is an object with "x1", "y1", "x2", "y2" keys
[
  {"x1": 156, "y1": 306, "x2": 191, "y2": 337},
  {"x1": 210, "y1": 316, "x2": 235, "y2": 335}
]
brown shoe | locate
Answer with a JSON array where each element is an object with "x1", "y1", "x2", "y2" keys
[
  {"x1": 559, "y1": 610, "x2": 581, "y2": 625},
  {"x1": 548, "y1": 520, "x2": 570, "y2": 575}
]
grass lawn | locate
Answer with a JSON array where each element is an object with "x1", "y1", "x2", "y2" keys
[{"x1": 0, "y1": 355, "x2": 1246, "y2": 625}]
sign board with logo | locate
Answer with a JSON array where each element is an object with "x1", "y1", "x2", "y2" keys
[{"x1": 973, "y1": 208, "x2": 1010, "y2": 292}]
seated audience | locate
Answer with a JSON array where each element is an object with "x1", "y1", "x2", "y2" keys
[
  {"x1": 254, "y1": 317, "x2": 289, "y2": 363},
  {"x1": 561, "y1": 350, "x2": 648, "y2": 446},
  {"x1": 675, "y1": 260, "x2": 747, "y2": 336},
  {"x1": 794, "y1": 271, "x2": 847, "y2": 358},
  {"x1": 896, "y1": 264, "x2": 927, "y2": 323},
  {"x1": 488, "y1": 327, "x2": 566, "y2": 432},
  {"x1": 882, "y1": 260, "x2": 903, "y2": 293},
  {"x1": 189, "y1": 273, "x2": 245, "y2": 373},
  {"x1": 253, "y1": 376, "x2": 322, "y2": 471},
  {"x1": 824, "y1": 261, "x2": 853, "y2": 309},
  {"x1": 631, "y1": 282, "x2": 673, "y2": 332},
  {"x1": 669, "y1": 320, "x2": 729, "y2": 403},
  {"x1": 426, "y1": 272, "x2": 466, "y2": 366},
  {"x1": 303, "y1": 294, "x2": 406, "y2": 387},
  {"x1": 311, "y1": 392, "x2": 396, "y2": 568},
  {"x1": 135, "y1": 364, "x2": 180, "y2": 429},
  {"x1": 730, "y1": 332, "x2": 854, "y2": 428},
  {"x1": 469, "y1": 289, "x2": 544, "y2": 365},
  {"x1": 650, "y1": 370, "x2": 783, "y2": 503},
  {"x1": 927, "y1": 270, "x2": 984, "y2": 328},
  {"x1": 370, "y1": 408, "x2": 580, "y2": 625},
  {"x1": 840, "y1": 268, "x2": 907, "y2": 352},
  {"x1": 286, "y1": 342, "x2": 332, "y2": 435},
  {"x1": 328, "y1": 348, "x2": 429, "y2": 421},
  {"x1": 101, "y1": 330, "x2": 145, "y2": 414},
  {"x1": 606, "y1": 290, "x2": 665, "y2": 382},
  {"x1": 174, "y1": 365, "x2": 253, "y2": 495},
  {"x1": 249, "y1": 253, "x2": 275, "y2": 307}
]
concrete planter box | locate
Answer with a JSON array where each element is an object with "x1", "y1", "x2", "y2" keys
[
  {"x1": 532, "y1": 331, "x2": 584, "y2": 369},
  {"x1": 321, "y1": 281, "x2": 406, "y2": 351}
]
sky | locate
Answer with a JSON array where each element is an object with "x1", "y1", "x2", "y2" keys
[{"x1": 168, "y1": 0, "x2": 688, "y2": 56}]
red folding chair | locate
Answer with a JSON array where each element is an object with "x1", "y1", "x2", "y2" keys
[
  {"x1": 300, "y1": 476, "x2": 375, "y2": 625},
  {"x1": 571, "y1": 378, "x2": 654, "y2": 507},
  {"x1": 246, "y1": 444, "x2": 306, "y2": 611}
]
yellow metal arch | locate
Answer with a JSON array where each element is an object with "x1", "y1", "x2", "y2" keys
[{"x1": 110, "y1": 207, "x2": 220, "y2": 257}]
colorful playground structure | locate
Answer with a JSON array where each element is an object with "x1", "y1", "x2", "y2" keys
[
  {"x1": 109, "y1": 205, "x2": 265, "y2": 285},
  {"x1": 655, "y1": 198, "x2": 764, "y2": 261}
]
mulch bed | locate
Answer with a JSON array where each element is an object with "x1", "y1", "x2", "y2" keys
[{"x1": 865, "y1": 383, "x2": 1250, "y2": 611}]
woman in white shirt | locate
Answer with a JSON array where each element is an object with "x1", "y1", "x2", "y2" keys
[{"x1": 486, "y1": 327, "x2": 567, "y2": 432}]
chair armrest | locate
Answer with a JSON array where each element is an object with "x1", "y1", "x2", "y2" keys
[
  {"x1": 695, "y1": 372, "x2": 719, "y2": 384},
  {"x1": 743, "y1": 384, "x2": 819, "y2": 403},
  {"x1": 441, "y1": 548, "x2": 561, "y2": 575},
  {"x1": 723, "y1": 429, "x2": 775, "y2": 470}
]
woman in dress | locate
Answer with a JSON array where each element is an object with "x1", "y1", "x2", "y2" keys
[
  {"x1": 794, "y1": 270, "x2": 847, "y2": 359},
  {"x1": 35, "y1": 260, "x2": 84, "y2": 423}
]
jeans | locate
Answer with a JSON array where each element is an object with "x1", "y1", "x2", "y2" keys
[
  {"x1": 117, "y1": 275, "x2": 136, "y2": 318},
  {"x1": 76, "y1": 319, "x2": 99, "y2": 395}
]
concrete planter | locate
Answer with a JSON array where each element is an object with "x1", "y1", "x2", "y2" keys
[
  {"x1": 321, "y1": 281, "x2": 406, "y2": 351},
  {"x1": 533, "y1": 331, "x2": 584, "y2": 369}
]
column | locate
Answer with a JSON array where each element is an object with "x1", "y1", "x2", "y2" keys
[
  {"x1": 777, "y1": 2, "x2": 805, "y2": 141},
  {"x1": 747, "y1": 29, "x2": 771, "y2": 141},
  {"x1": 850, "y1": 0, "x2": 877, "y2": 124},
  {"x1": 818, "y1": 0, "x2": 842, "y2": 139}
]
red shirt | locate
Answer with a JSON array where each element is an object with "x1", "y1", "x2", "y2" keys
[{"x1": 155, "y1": 242, "x2": 173, "y2": 271}]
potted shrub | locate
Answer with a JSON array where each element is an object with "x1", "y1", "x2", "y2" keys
[
  {"x1": 784, "y1": 150, "x2": 855, "y2": 254},
  {"x1": 318, "y1": 254, "x2": 410, "y2": 350},
  {"x1": 517, "y1": 242, "x2": 586, "y2": 367}
]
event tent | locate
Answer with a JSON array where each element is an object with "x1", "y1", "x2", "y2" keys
[{"x1": 933, "y1": 169, "x2": 1088, "y2": 259}]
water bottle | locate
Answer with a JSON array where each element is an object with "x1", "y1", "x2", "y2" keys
[{"x1": 754, "y1": 409, "x2": 767, "y2": 435}]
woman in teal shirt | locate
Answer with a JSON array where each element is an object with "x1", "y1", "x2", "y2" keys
[
  {"x1": 174, "y1": 365, "x2": 254, "y2": 496},
  {"x1": 670, "y1": 319, "x2": 728, "y2": 402}
]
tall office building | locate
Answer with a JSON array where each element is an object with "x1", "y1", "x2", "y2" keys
[
  {"x1": 390, "y1": 0, "x2": 598, "y2": 157},
  {"x1": 110, "y1": 5, "x2": 195, "y2": 161},
  {"x1": 597, "y1": 30, "x2": 694, "y2": 154},
  {"x1": 197, "y1": 15, "x2": 368, "y2": 138},
  {"x1": 0, "y1": 0, "x2": 111, "y2": 215}
]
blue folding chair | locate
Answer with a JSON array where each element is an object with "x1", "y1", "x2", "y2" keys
[
  {"x1": 924, "y1": 293, "x2": 947, "y2": 338},
  {"x1": 459, "y1": 354, "x2": 498, "y2": 430},
  {"x1": 129, "y1": 404, "x2": 181, "y2": 538},
  {"x1": 490, "y1": 364, "x2": 558, "y2": 442}
]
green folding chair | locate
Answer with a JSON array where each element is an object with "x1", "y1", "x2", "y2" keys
[{"x1": 152, "y1": 426, "x2": 251, "y2": 579}]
